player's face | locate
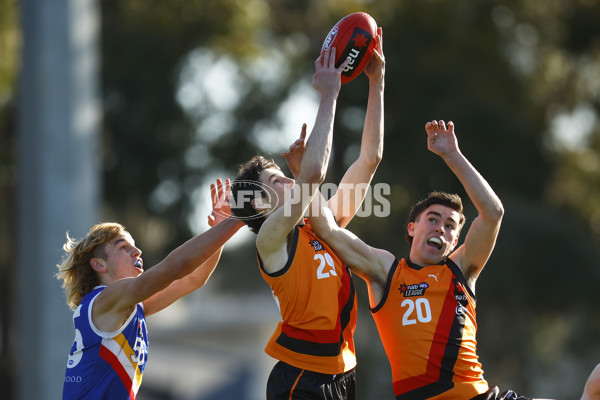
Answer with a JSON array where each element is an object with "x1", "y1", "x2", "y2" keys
[
  {"x1": 101, "y1": 232, "x2": 144, "y2": 281},
  {"x1": 255, "y1": 168, "x2": 295, "y2": 214},
  {"x1": 407, "y1": 204, "x2": 461, "y2": 266}
]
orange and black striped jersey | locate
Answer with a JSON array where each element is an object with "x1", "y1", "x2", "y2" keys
[
  {"x1": 258, "y1": 222, "x2": 357, "y2": 375},
  {"x1": 371, "y1": 258, "x2": 489, "y2": 399}
]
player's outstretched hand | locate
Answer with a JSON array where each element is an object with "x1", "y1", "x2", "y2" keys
[
  {"x1": 281, "y1": 123, "x2": 307, "y2": 179},
  {"x1": 208, "y1": 178, "x2": 233, "y2": 227},
  {"x1": 312, "y1": 47, "x2": 350, "y2": 99},
  {"x1": 364, "y1": 26, "x2": 385, "y2": 84},
  {"x1": 425, "y1": 120, "x2": 460, "y2": 158}
]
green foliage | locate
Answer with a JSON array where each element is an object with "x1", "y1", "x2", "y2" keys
[
  {"x1": 2, "y1": 0, "x2": 600, "y2": 397},
  {"x1": 96, "y1": 1, "x2": 600, "y2": 397},
  {"x1": 0, "y1": 0, "x2": 17, "y2": 106}
]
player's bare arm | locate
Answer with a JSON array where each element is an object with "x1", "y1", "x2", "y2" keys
[
  {"x1": 142, "y1": 178, "x2": 243, "y2": 316},
  {"x1": 256, "y1": 47, "x2": 349, "y2": 273},
  {"x1": 328, "y1": 28, "x2": 385, "y2": 228},
  {"x1": 425, "y1": 120, "x2": 504, "y2": 287},
  {"x1": 309, "y1": 192, "x2": 394, "y2": 306},
  {"x1": 91, "y1": 184, "x2": 242, "y2": 331}
]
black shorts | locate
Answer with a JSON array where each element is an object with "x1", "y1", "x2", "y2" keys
[
  {"x1": 266, "y1": 361, "x2": 356, "y2": 400},
  {"x1": 470, "y1": 386, "x2": 533, "y2": 400}
]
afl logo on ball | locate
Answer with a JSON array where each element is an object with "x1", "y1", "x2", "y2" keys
[{"x1": 322, "y1": 26, "x2": 338, "y2": 51}]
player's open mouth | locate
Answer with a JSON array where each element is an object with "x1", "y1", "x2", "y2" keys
[
  {"x1": 427, "y1": 237, "x2": 443, "y2": 249},
  {"x1": 135, "y1": 259, "x2": 143, "y2": 269}
]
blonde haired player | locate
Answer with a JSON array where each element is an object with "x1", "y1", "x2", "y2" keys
[{"x1": 57, "y1": 179, "x2": 243, "y2": 399}]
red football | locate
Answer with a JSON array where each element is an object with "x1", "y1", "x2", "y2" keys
[{"x1": 321, "y1": 12, "x2": 378, "y2": 84}]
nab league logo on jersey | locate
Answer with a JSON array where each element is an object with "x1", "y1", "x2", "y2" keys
[
  {"x1": 309, "y1": 239, "x2": 324, "y2": 252},
  {"x1": 399, "y1": 282, "x2": 429, "y2": 297},
  {"x1": 455, "y1": 285, "x2": 468, "y2": 302}
]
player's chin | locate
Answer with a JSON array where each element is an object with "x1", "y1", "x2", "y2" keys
[{"x1": 424, "y1": 245, "x2": 446, "y2": 263}]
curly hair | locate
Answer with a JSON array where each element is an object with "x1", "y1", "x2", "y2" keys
[
  {"x1": 56, "y1": 222, "x2": 126, "y2": 310},
  {"x1": 231, "y1": 155, "x2": 281, "y2": 234},
  {"x1": 405, "y1": 191, "x2": 466, "y2": 245}
]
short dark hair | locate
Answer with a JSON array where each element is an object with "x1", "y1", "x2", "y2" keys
[
  {"x1": 405, "y1": 191, "x2": 466, "y2": 245},
  {"x1": 231, "y1": 155, "x2": 280, "y2": 234}
]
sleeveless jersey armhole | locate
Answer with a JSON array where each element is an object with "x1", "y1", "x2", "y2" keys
[
  {"x1": 257, "y1": 225, "x2": 301, "y2": 278},
  {"x1": 87, "y1": 287, "x2": 141, "y2": 338},
  {"x1": 370, "y1": 259, "x2": 399, "y2": 313}
]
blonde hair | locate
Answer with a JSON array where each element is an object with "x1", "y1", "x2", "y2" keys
[{"x1": 56, "y1": 222, "x2": 126, "y2": 310}]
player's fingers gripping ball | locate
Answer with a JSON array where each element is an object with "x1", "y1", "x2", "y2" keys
[{"x1": 321, "y1": 12, "x2": 378, "y2": 84}]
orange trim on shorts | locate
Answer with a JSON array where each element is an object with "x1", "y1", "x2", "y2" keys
[{"x1": 289, "y1": 369, "x2": 305, "y2": 400}]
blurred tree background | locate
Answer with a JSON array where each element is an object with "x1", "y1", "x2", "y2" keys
[{"x1": 2, "y1": 0, "x2": 600, "y2": 398}]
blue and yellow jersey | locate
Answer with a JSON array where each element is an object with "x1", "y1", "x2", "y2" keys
[{"x1": 63, "y1": 286, "x2": 148, "y2": 400}]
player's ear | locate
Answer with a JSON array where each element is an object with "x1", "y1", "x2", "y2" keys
[
  {"x1": 251, "y1": 197, "x2": 269, "y2": 213},
  {"x1": 407, "y1": 222, "x2": 416, "y2": 238},
  {"x1": 90, "y1": 257, "x2": 106, "y2": 273}
]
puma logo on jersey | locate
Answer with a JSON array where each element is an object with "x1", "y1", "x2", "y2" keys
[{"x1": 428, "y1": 274, "x2": 439, "y2": 282}]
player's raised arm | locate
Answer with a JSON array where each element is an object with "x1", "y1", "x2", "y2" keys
[
  {"x1": 425, "y1": 120, "x2": 504, "y2": 286},
  {"x1": 90, "y1": 215, "x2": 242, "y2": 330},
  {"x1": 255, "y1": 47, "x2": 349, "y2": 271},
  {"x1": 327, "y1": 28, "x2": 385, "y2": 228},
  {"x1": 142, "y1": 178, "x2": 243, "y2": 316}
]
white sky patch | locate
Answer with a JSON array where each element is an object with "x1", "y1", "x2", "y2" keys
[
  {"x1": 246, "y1": 48, "x2": 290, "y2": 95},
  {"x1": 177, "y1": 49, "x2": 244, "y2": 119},
  {"x1": 252, "y1": 81, "x2": 318, "y2": 153},
  {"x1": 184, "y1": 143, "x2": 211, "y2": 169},
  {"x1": 550, "y1": 103, "x2": 597, "y2": 151},
  {"x1": 149, "y1": 179, "x2": 182, "y2": 212},
  {"x1": 202, "y1": 57, "x2": 242, "y2": 110},
  {"x1": 195, "y1": 111, "x2": 237, "y2": 144}
]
